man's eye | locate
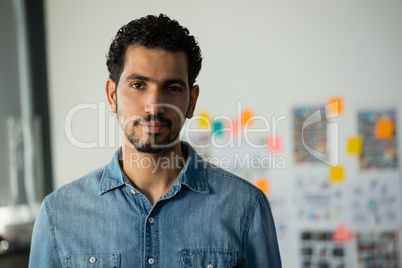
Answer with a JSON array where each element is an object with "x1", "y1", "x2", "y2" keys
[
  {"x1": 167, "y1": 86, "x2": 182, "y2": 92},
  {"x1": 131, "y1": 82, "x2": 144, "y2": 89}
]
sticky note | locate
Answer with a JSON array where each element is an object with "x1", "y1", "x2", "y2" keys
[
  {"x1": 241, "y1": 109, "x2": 253, "y2": 126},
  {"x1": 227, "y1": 119, "x2": 239, "y2": 136},
  {"x1": 197, "y1": 111, "x2": 210, "y2": 128},
  {"x1": 328, "y1": 96, "x2": 343, "y2": 115},
  {"x1": 332, "y1": 223, "x2": 352, "y2": 241},
  {"x1": 347, "y1": 135, "x2": 362, "y2": 154},
  {"x1": 213, "y1": 120, "x2": 224, "y2": 136},
  {"x1": 254, "y1": 177, "x2": 270, "y2": 196},
  {"x1": 266, "y1": 135, "x2": 282, "y2": 153},
  {"x1": 330, "y1": 165, "x2": 344, "y2": 183},
  {"x1": 375, "y1": 117, "x2": 393, "y2": 139}
]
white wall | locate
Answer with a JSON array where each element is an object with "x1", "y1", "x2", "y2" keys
[{"x1": 44, "y1": 0, "x2": 402, "y2": 266}]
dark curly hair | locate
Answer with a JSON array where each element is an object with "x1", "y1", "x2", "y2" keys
[{"x1": 106, "y1": 14, "x2": 202, "y2": 88}]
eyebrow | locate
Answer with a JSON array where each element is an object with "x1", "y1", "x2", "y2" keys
[{"x1": 124, "y1": 74, "x2": 188, "y2": 88}]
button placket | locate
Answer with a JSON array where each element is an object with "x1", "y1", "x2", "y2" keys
[{"x1": 143, "y1": 198, "x2": 159, "y2": 267}]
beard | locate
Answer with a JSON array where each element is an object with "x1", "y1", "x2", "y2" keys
[
  {"x1": 120, "y1": 112, "x2": 179, "y2": 154},
  {"x1": 128, "y1": 130, "x2": 175, "y2": 154}
]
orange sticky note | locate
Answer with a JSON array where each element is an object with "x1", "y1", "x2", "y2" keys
[
  {"x1": 254, "y1": 177, "x2": 270, "y2": 196},
  {"x1": 347, "y1": 136, "x2": 362, "y2": 154},
  {"x1": 241, "y1": 109, "x2": 253, "y2": 126},
  {"x1": 266, "y1": 135, "x2": 282, "y2": 153},
  {"x1": 328, "y1": 96, "x2": 343, "y2": 115},
  {"x1": 333, "y1": 223, "x2": 352, "y2": 241},
  {"x1": 197, "y1": 111, "x2": 210, "y2": 127},
  {"x1": 330, "y1": 165, "x2": 344, "y2": 183},
  {"x1": 375, "y1": 117, "x2": 393, "y2": 139}
]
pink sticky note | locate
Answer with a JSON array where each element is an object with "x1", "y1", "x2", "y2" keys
[
  {"x1": 226, "y1": 119, "x2": 239, "y2": 137},
  {"x1": 333, "y1": 223, "x2": 352, "y2": 241},
  {"x1": 266, "y1": 135, "x2": 282, "y2": 153}
]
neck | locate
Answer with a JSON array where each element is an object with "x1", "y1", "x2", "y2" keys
[{"x1": 120, "y1": 140, "x2": 186, "y2": 206}]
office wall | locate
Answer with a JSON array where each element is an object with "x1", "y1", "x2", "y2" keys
[{"x1": 44, "y1": 0, "x2": 402, "y2": 266}]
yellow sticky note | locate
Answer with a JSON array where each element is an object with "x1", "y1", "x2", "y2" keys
[
  {"x1": 330, "y1": 165, "x2": 344, "y2": 183},
  {"x1": 241, "y1": 109, "x2": 253, "y2": 126},
  {"x1": 197, "y1": 111, "x2": 210, "y2": 127},
  {"x1": 375, "y1": 117, "x2": 393, "y2": 139},
  {"x1": 328, "y1": 96, "x2": 343, "y2": 115},
  {"x1": 347, "y1": 135, "x2": 362, "y2": 154},
  {"x1": 254, "y1": 177, "x2": 270, "y2": 196}
]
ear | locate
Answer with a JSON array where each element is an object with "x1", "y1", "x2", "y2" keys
[
  {"x1": 186, "y1": 85, "x2": 199, "y2": 119},
  {"x1": 106, "y1": 78, "x2": 117, "y2": 113}
]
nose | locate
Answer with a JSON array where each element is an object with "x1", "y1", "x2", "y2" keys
[{"x1": 144, "y1": 89, "x2": 165, "y2": 115}]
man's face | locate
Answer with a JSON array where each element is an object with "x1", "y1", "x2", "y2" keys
[{"x1": 106, "y1": 45, "x2": 199, "y2": 154}]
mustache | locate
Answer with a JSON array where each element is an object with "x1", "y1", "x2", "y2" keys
[{"x1": 134, "y1": 114, "x2": 172, "y2": 126}]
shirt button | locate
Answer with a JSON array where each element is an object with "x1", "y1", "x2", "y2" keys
[
  {"x1": 207, "y1": 264, "x2": 214, "y2": 268},
  {"x1": 148, "y1": 217, "x2": 154, "y2": 224},
  {"x1": 130, "y1": 189, "x2": 136, "y2": 194},
  {"x1": 148, "y1": 257, "x2": 155, "y2": 264},
  {"x1": 89, "y1": 256, "x2": 96, "y2": 263}
]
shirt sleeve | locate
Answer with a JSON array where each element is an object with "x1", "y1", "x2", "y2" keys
[
  {"x1": 243, "y1": 191, "x2": 282, "y2": 267},
  {"x1": 29, "y1": 198, "x2": 61, "y2": 267}
]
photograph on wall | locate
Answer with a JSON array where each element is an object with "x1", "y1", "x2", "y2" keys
[
  {"x1": 300, "y1": 230, "x2": 350, "y2": 268},
  {"x1": 356, "y1": 231, "x2": 400, "y2": 268},
  {"x1": 293, "y1": 105, "x2": 328, "y2": 163},
  {"x1": 357, "y1": 108, "x2": 398, "y2": 169}
]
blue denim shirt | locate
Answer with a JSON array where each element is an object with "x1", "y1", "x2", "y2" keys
[{"x1": 29, "y1": 142, "x2": 281, "y2": 267}]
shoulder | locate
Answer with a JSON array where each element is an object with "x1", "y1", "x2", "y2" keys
[
  {"x1": 203, "y1": 161, "x2": 265, "y2": 200},
  {"x1": 45, "y1": 165, "x2": 107, "y2": 205}
]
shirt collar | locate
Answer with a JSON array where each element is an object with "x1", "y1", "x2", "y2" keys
[
  {"x1": 99, "y1": 141, "x2": 209, "y2": 195},
  {"x1": 178, "y1": 141, "x2": 209, "y2": 194},
  {"x1": 98, "y1": 149, "x2": 125, "y2": 195}
]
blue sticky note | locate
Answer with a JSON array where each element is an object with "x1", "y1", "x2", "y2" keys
[{"x1": 213, "y1": 120, "x2": 224, "y2": 136}]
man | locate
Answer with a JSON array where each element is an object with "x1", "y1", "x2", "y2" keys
[{"x1": 29, "y1": 14, "x2": 281, "y2": 267}]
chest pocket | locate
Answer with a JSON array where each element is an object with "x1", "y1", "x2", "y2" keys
[
  {"x1": 66, "y1": 253, "x2": 120, "y2": 268},
  {"x1": 180, "y1": 249, "x2": 237, "y2": 268}
]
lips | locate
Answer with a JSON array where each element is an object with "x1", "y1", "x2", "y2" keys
[{"x1": 141, "y1": 121, "x2": 168, "y2": 132}]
